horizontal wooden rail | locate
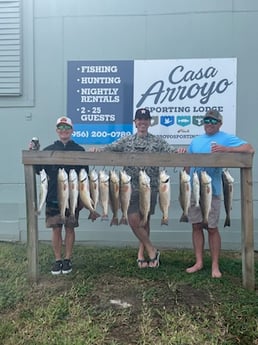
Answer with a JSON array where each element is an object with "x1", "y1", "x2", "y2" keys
[
  {"x1": 22, "y1": 150, "x2": 255, "y2": 290},
  {"x1": 22, "y1": 150, "x2": 253, "y2": 168}
]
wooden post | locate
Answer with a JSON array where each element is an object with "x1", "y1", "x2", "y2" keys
[
  {"x1": 240, "y1": 167, "x2": 255, "y2": 290},
  {"x1": 24, "y1": 164, "x2": 39, "y2": 283}
]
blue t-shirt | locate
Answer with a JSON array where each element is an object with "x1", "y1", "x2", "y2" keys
[{"x1": 188, "y1": 131, "x2": 246, "y2": 196}]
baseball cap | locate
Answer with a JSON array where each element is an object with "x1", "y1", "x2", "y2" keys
[
  {"x1": 134, "y1": 108, "x2": 152, "y2": 120},
  {"x1": 56, "y1": 116, "x2": 73, "y2": 127},
  {"x1": 203, "y1": 110, "x2": 223, "y2": 122}
]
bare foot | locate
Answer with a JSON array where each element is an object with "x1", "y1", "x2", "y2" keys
[
  {"x1": 212, "y1": 268, "x2": 222, "y2": 278},
  {"x1": 186, "y1": 264, "x2": 203, "y2": 273}
]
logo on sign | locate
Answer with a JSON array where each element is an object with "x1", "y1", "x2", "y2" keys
[
  {"x1": 192, "y1": 116, "x2": 204, "y2": 126},
  {"x1": 160, "y1": 115, "x2": 175, "y2": 127},
  {"x1": 177, "y1": 116, "x2": 191, "y2": 127}
]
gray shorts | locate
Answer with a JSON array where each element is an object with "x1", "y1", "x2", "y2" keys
[
  {"x1": 45, "y1": 202, "x2": 80, "y2": 228},
  {"x1": 128, "y1": 190, "x2": 158, "y2": 215},
  {"x1": 188, "y1": 195, "x2": 221, "y2": 228}
]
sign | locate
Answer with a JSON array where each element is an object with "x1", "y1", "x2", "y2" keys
[{"x1": 67, "y1": 58, "x2": 237, "y2": 145}]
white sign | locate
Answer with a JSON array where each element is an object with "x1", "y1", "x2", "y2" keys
[{"x1": 133, "y1": 58, "x2": 237, "y2": 145}]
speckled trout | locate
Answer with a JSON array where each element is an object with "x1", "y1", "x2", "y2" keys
[
  {"x1": 68, "y1": 169, "x2": 79, "y2": 221},
  {"x1": 119, "y1": 170, "x2": 132, "y2": 225},
  {"x1": 222, "y1": 169, "x2": 234, "y2": 227},
  {"x1": 200, "y1": 170, "x2": 212, "y2": 229},
  {"x1": 139, "y1": 170, "x2": 151, "y2": 226},
  {"x1": 37, "y1": 169, "x2": 48, "y2": 215},
  {"x1": 179, "y1": 169, "x2": 191, "y2": 222},
  {"x1": 158, "y1": 169, "x2": 171, "y2": 225},
  {"x1": 57, "y1": 168, "x2": 69, "y2": 223},
  {"x1": 109, "y1": 169, "x2": 120, "y2": 226}
]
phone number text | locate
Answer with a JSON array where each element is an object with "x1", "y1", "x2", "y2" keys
[{"x1": 72, "y1": 130, "x2": 131, "y2": 138}]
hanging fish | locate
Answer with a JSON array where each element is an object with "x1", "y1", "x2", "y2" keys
[
  {"x1": 89, "y1": 168, "x2": 99, "y2": 211},
  {"x1": 200, "y1": 170, "x2": 212, "y2": 229},
  {"x1": 179, "y1": 169, "x2": 191, "y2": 222},
  {"x1": 158, "y1": 169, "x2": 171, "y2": 225},
  {"x1": 37, "y1": 169, "x2": 48, "y2": 215},
  {"x1": 192, "y1": 171, "x2": 200, "y2": 207},
  {"x1": 222, "y1": 169, "x2": 234, "y2": 227},
  {"x1": 139, "y1": 170, "x2": 151, "y2": 226},
  {"x1": 99, "y1": 169, "x2": 110, "y2": 221},
  {"x1": 119, "y1": 170, "x2": 132, "y2": 225},
  {"x1": 109, "y1": 169, "x2": 120, "y2": 226},
  {"x1": 57, "y1": 168, "x2": 69, "y2": 223},
  {"x1": 68, "y1": 169, "x2": 79, "y2": 222},
  {"x1": 79, "y1": 168, "x2": 100, "y2": 222}
]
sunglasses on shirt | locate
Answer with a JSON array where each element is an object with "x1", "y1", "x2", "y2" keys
[
  {"x1": 203, "y1": 118, "x2": 221, "y2": 125},
  {"x1": 57, "y1": 124, "x2": 72, "y2": 130}
]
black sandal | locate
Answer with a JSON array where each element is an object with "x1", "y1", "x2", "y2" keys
[
  {"x1": 148, "y1": 250, "x2": 160, "y2": 268},
  {"x1": 137, "y1": 258, "x2": 149, "y2": 269}
]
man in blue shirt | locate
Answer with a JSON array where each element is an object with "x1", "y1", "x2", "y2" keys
[{"x1": 186, "y1": 109, "x2": 254, "y2": 278}]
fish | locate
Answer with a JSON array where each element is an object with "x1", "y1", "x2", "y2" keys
[
  {"x1": 79, "y1": 168, "x2": 100, "y2": 222},
  {"x1": 57, "y1": 168, "x2": 69, "y2": 223},
  {"x1": 109, "y1": 169, "x2": 120, "y2": 226},
  {"x1": 89, "y1": 168, "x2": 99, "y2": 211},
  {"x1": 139, "y1": 170, "x2": 151, "y2": 226},
  {"x1": 179, "y1": 169, "x2": 191, "y2": 222},
  {"x1": 37, "y1": 169, "x2": 48, "y2": 214},
  {"x1": 119, "y1": 170, "x2": 132, "y2": 225},
  {"x1": 192, "y1": 171, "x2": 200, "y2": 207},
  {"x1": 222, "y1": 169, "x2": 234, "y2": 227},
  {"x1": 98, "y1": 169, "x2": 110, "y2": 221},
  {"x1": 158, "y1": 169, "x2": 171, "y2": 225},
  {"x1": 68, "y1": 169, "x2": 79, "y2": 221},
  {"x1": 200, "y1": 170, "x2": 212, "y2": 229}
]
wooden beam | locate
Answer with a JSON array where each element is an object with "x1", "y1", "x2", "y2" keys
[{"x1": 22, "y1": 150, "x2": 253, "y2": 168}]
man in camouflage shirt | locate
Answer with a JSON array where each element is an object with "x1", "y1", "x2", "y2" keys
[{"x1": 104, "y1": 108, "x2": 185, "y2": 268}]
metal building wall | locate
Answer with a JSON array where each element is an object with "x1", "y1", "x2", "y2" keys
[{"x1": 0, "y1": 0, "x2": 257, "y2": 249}]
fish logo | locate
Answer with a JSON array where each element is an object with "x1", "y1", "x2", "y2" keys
[
  {"x1": 177, "y1": 116, "x2": 191, "y2": 127},
  {"x1": 192, "y1": 116, "x2": 204, "y2": 126},
  {"x1": 160, "y1": 115, "x2": 175, "y2": 127}
]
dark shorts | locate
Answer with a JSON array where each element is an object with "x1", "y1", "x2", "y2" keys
[
  {"x1": 45, "y1": 202, "x2": 80, "y2": 228},
  {"x1": 128, "y1": 190, "x2": 158, "y2": 215},
  {"x1": 188, "y1": 195, "x2": 221, "y2": 228}
]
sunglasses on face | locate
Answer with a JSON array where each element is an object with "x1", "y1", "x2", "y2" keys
[
  {"x1": 203, "y1": 118, "x2": 221, "y2": 125},
  {"x1": 57, "y1": 125, "x2": 72, "y2": 130}
]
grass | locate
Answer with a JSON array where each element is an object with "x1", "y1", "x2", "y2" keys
[{"x1": 0, "y1": 242, "x2": 257, "y2": 345}]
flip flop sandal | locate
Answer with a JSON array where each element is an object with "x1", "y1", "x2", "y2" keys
[
  {"x1": 137, "y1": 258, "x2": 149, "y2": 269},
  {"x1": 148, "y1": 250, "x2": 160, "y2": 268}
]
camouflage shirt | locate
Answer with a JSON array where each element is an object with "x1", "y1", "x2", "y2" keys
[{"x1": 104, "y1": 133, "x2": 177, "y2": 190}]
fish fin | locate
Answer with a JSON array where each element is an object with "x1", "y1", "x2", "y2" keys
[
  {"x1": 161, "y1": 217, "x2": 169, "y2": 226},
  {"x1": 110, "y1": 217, "x2": 119, "y2": 226},
  {"x1": 202, "y1": 221, "x2": 208, "y2": 230},
  {"x1": 179, "y1": 214, "x2": 189, "y2": 223},
  {"x1": 88, "y1": 211, "x2": 101, "y2": 222},
  {"x1": 224, "y1": 216, "x2": 231, "y2": 227},
  {"x1": 119, "y1": 216, "x2": 128, "y2": 225}
]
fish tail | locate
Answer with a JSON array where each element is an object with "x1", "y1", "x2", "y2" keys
[
  {"x1": 202, "y1": 221, "x2": 208, "y2": 230},
  {"x1": 88, "y1": 211, "x2": 101, "y2": 222},
  {"x1": 161, "y1": 217, "x2": 169, "y2": 226},
  {"x1": 224, "y1": 216, "x2": 231, "y2": 227},
  {"x1": 110, "y1": 217, "x2": 119, "y2": 226},
  {"x1": 101, "y1": 214, "x2": 109, "y2": 221},
  {"x1": 179, "y1": 213, "x2": 189, "y2": 223}
]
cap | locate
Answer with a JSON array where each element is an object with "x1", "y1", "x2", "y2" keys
[
  {"x1": 134, "y1": 108, "x2": 152, "y2": 120},
  {"x1": 203, "y1": 110, "x2": 223, "y2": 122},
  {"x1": 56, "y1": 116, "x2": 73, "y2": 127}
]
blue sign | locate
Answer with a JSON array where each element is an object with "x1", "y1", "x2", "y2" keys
[{"x1": 67, "y1": 60, "x2": 134, "y2": 144}]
